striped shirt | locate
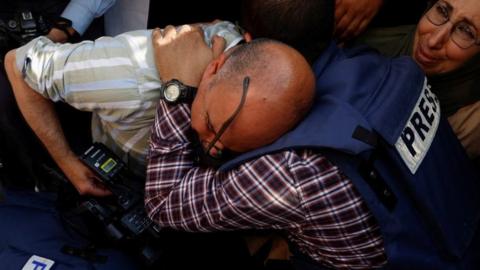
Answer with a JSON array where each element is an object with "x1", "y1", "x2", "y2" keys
[
  {"x1": 15, "y1": 21, "x2": 243, "y2": 174},
  {"x1": 146, "y1": 101, "x2": 387, "y2": 269}
]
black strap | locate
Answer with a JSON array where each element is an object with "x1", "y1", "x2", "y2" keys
[
  {"x1": 352, "y1": 125, "x2": 378, "y2": 147},
  {"x1": 351, "y1": 126, "x2": 397, "y2": 210},
  {"x1": 61, "y1": 245, "x2": 107, "y2": 263},
  {"x1": 358, "y1": 153, "x2": 397, "y2": 211}
]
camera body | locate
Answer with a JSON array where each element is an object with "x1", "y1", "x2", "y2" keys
[
  {"x1": 80, "y1": 143, "x2": 162, "y2": 265},
  {"x1": 0, "y1": 10, "x2": 49, "y2": 58}
]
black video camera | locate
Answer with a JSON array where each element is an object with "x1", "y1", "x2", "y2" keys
[
  {"x1": 79, "y1": 143, "x2": 163, "y2": 266},
  {"x1": 0, "y1": 10, "x2": 49, "y2": 58}
]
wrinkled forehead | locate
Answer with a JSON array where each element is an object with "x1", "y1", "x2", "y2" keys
[{"x1": 443, "y1": 0, "x2": 480, "y2": 26}]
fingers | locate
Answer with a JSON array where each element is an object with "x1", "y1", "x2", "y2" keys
[
  {"x1": 338, "y1": 16, "x2": 362, "y2": 41},
  {"x1": 152, "y1": 27, "x2": 168, "y2": 46},
  {"x1": 335, "y1": 0, "x2": 383, "y2": 40},
  {"x1": 162, "y1": 25, "x2": 177, "y2": 42},
  {"x1": 178, "y1": 25, "x2": 205, "y2": 43},
  {"x1": 65, "y1": 158, "x2": 112, "y2": 197},
  {"x1": 153, "y1": 25, "x2": 204, "y2": 44},
  {"x1": 75, "y1": 175, "x2": 112, "y2": 196},
  {"x1": 354, "y1": 19, "x2": 370, "y2": 38},
  {"x1": 334, "y1": 1, "x2": 350, "y2": 37},
  {"x1": 87, "y1": 179, "x2": 112, "y2": 196},
  {"x1": 86, "y1": 172, "x2": 112, "y2": 196},
  {"x1": 211, "y1": 35, "x2": 226, "y2": 58},
  {"x1": 334, "y1": 0, "x2": 346, "y2": 30},
  {"x1": 177, "y1": 24, "x2": 193, "y2": 35},
  {"x1": 152, "y1": 27, "x2": 162, "y2": 39},
  {"x1": 152, "y1": 24, "x2": 179, "y2": 46},
  {"x1": 334, "y1": 0, "x2": 344, "y2": 19},
  {"x1": 335, "y1": 12, "x2": 352, "y2": 38}
]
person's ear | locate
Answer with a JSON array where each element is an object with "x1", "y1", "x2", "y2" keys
[
  {"x1": 200, "y1": 53, "x2": 228, "y2": 81},
  {"x1": 243, "y1": 32, "x2": 252, "y2": 42}
]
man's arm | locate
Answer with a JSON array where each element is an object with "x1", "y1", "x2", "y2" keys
[
  {"x1": 145, "y1": 100, "x2": 304, "y2": 231},
  {"x1": 3, "y1": 50, "x2": 110, "y2": 196}
]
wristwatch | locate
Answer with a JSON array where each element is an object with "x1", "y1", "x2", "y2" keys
[{"x1": 160, "y1": 79, "x2": 197, "y2": 104}]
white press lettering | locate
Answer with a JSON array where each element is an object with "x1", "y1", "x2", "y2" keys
[
  {"x1": 22, "y1": 255, "x2": 55, "y2": 270},
  {"x1": 419, "y1": 97, "x2": 434, "y2": 125},
  {"x1": 395, "y1": 78, "x2": 440, "y2": 174},
  {"x1": 410, "y1": 110, "x2": 430, "y2": 141}
]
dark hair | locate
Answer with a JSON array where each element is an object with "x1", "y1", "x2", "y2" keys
[
  {"x1": 425, "y1": 0, "x2": 438, "y2": 10},
  {"x1": 241, "y1": 0, "x2": 334, "y2": 63},
  {"x1": 212, "y1": 38, "x2": 282, "y2": 88}
]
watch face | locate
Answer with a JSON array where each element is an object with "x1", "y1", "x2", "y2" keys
[{"x1": 164, "y1": 84, "x2": 181, "y2": 102}]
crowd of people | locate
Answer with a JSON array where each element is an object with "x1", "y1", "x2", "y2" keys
[{"x1": 0, "y1": 0, "x2": 479, "y2": 269}]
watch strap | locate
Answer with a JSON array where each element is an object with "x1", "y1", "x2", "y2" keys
[
  {"x1": 52, "y1": 17, "x2": 79, "y2": 42},
  {"x1": 161, "y1": 79, "x2": 197, "y2": 104},
  {"x1": 182, "y1": 85, "x2": 197, "y2": 103}
]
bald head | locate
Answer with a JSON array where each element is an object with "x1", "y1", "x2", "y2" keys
[{"x1": 191, "y1": 39, "x2": 315, "y2": 154}]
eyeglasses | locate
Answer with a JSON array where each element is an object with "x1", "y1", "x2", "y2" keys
[
  {"x1": 425, "y1": 0, "x2": 480, "y2": 49},
  {"x1": 204, "y1": 76, "x2": 250, "y2": 157}
]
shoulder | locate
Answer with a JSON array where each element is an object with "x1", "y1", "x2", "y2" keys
[{"x1": 225, "y1": 149, "x2": 334, "y2": 179}]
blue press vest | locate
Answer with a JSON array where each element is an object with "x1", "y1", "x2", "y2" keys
[
  {"x1": 0, "y1": 190, "x2": 139, "y2": 270},
  {"x1": 221, "y1": 43, "x2": 480, "y2": 269}
]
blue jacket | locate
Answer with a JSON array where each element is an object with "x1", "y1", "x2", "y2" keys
[
  {"x1": 0, "y1": 190, "x2": 139, "y2": 270},
  {"x1": 221, "y1": 43, "x2": 480, "y2": 269}
]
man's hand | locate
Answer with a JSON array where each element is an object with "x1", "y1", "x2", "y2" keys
[
  {"x1": 46, "y1": 27, "x2": 77, "y2": 43},
  {"x1": 59, "y1": 154, "x2": 111, "y2": 196},
  {"x1": 152, "y1": 24, "x2": 226, "y2": 87},
  {"x1": 46, "y1": 28, "x2": 69, "y2": 43},
  {"x1": 334, "y1": 0, "x2": 383, "y2": 42}
]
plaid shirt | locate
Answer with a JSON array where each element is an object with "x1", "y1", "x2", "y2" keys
[{"x1": 146, "y1": 100, "x2": 387, "y2": 269}]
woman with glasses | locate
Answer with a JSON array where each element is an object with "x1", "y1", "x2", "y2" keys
[{"x1": 351, "y1": 0, "x2": 480, "y2": 159}]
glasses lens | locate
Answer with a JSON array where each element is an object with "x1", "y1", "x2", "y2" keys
[
  {"x1": 452, "y1": 22, "x2": 477, "y2": 49},
  {"x1": 428, "y1": 2, "x2": 448, "y2": 25}
]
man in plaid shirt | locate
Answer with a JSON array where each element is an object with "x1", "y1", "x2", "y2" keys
[{"x1": 145, "y1": 26, "x2": 386, "y2": 269}]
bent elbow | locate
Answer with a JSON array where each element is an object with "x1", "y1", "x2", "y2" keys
[
  {"x1": 4, "y1": 50, "x2": 21, "y2": 83},
  {"x1": 4, "y1": 50, "x2": 16, "y2": 72}
]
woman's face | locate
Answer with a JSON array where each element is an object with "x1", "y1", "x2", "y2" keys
[{"x1": 413, "y1": 0, "x2": 480, "y2": 75}]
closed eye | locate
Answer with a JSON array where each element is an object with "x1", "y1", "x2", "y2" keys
[
  {"x1": 457, "y1": 22, "x2": 476, "y2": 40},
  {"x1": 205, "y1": 111, "x2": 216, "y2": 133}
]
